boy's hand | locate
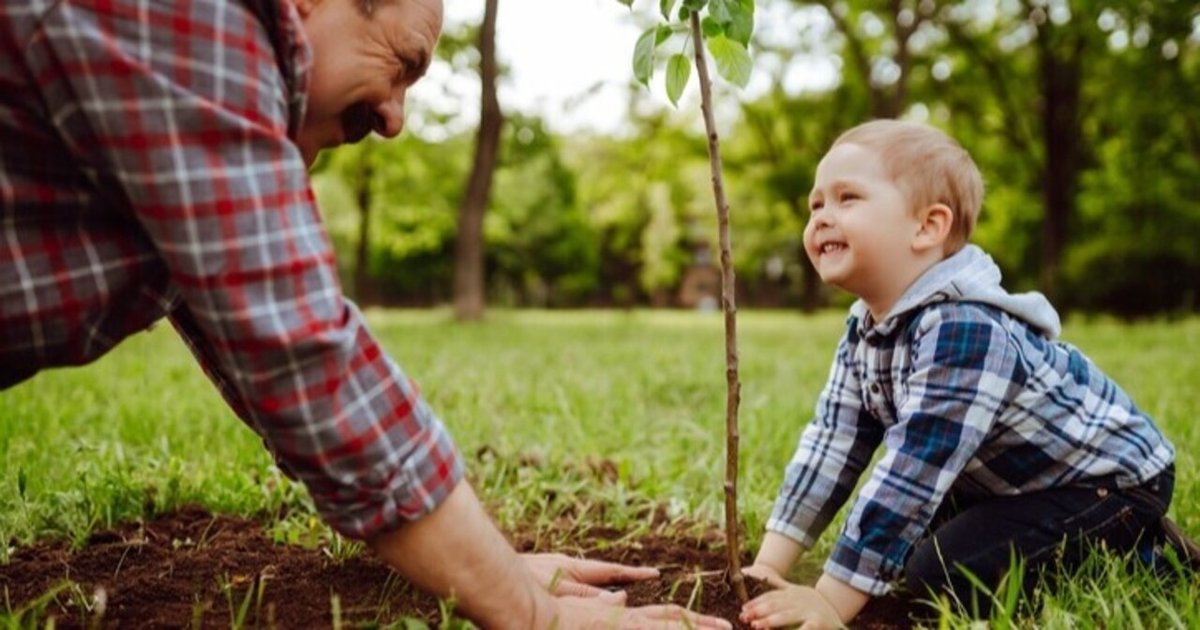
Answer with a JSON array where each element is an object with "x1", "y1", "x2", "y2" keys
[
  {"x1": 742, "y1": 562, "x2": 786, "y2": 585},
  {"x1": 739, "y1": 583, "x2": 844, "y2": 630}
]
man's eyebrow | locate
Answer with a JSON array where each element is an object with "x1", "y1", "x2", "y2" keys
[{"x1": 409, "y1": 51, "x2": 431, "y2": 80}]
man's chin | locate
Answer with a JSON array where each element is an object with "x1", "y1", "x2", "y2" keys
[
  {"x1": 296, "y1": 130, "x2": 341, "y2": 168},
  {"x1": 297, "y1": 138, "x2": 333, "y2": 169}
]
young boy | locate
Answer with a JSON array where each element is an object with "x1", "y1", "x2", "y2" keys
[{"x1": 739, "y1": 120, "x2": 1178, "y2": 629}]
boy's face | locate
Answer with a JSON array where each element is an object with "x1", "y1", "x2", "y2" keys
[{"x1": 804, "y1": 142, "x2": 924, "y2": 318}]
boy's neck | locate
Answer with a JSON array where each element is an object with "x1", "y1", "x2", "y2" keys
[{"x1": 863, "y1": 251, "x2": 945, "y2": 322}]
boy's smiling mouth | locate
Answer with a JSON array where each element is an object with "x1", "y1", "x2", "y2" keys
[{"x1": 819, "y1": 242, "x2": 847, "y2": 255}]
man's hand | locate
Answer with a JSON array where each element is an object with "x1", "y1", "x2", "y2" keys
[
  {"x1": 526, "y1": 554, "x2": 733, "y2": 628},
  {"x1": 739, "y1": 581, "x2": 843, "y2": 630},
  {"x1": 523, "y1": 553, "x2": 660, "y2": 602},
  {"x1": 555, "y1": 596, "x2": 733, "y2": 629}
]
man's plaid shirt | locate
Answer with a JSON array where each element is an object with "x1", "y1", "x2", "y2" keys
[
  {"x1": 768, "y1": 276, "x2": 1175, "y2": 595},
  {"x1": 0, "y1": 0, "x2": 462, "y2": 539}
]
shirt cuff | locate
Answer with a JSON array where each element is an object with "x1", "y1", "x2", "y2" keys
[
  {"x1": 766, "y1": 517, "x2": 819, "y2": 549},
  {"x1": 310, "y1": 414, "x2": 465, "y2": 540},
  {"x1": 824, "y1": 532, "x2": 897, "y2": 596}
]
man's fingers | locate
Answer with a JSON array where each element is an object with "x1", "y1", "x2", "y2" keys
[
  {"x1": 552, "y1": 579, "x2": 627, "y2": 603},
  {"x1": 630, "y1": 604, "x2": 733, "y2": 629},
  {"x1": 546, "y1": 555, "x2": 660, "y2": 584},
  {"x1": 564, "y1": 557, "x2": 661, "y2": 584}
]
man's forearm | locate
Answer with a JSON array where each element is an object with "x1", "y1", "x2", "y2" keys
[{"x1": 368, "y1": 480, "x2": 554, "y2": 628}]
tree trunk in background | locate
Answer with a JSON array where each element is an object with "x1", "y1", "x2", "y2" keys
[
  {"x1": 818, "y1": 0, "x2": 921, "y2": 120},
  {"x1": 453, "y1": 0, "x2": 501, "y2": 320},
  {"x1": 1037, "y1": 28, "x2": 1083, "y2": 303},
  {"x1": 353, "y1": 156, "x2": 373, "y2": 304}
]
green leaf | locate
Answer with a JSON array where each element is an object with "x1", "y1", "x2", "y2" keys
[
  {"x1": 615, "y1": 0, "x2": 633, "y2": 7},
  {"x1": 726, "y1": 0, "x2": 755, "y2": 45},
  {"x1": 682, "y1": 0, "x2": 707, "y2": 10},
  {"x1": 709, "y1": 0, "x2": 734, "y2": 23},
  {"x1": 707, "y1": 35, "x2": 752, "y2": 88},
  {"x1": 660, "y1": 0, "x2": 677, "y2": 20},
  {"x1": 677, "y1": 5, "x2": 691, "y2": 20},
  {"x1": 17, "y1": 467, "x2": 26, "y2": 500},
  {"x1": 655, "y1": 24, "x2": 673, "y2": 45},
  {"x1": 633, "y1": 28, "x2": 657, "y2": 86},
  {"x1": 701, "y1": 16, "x2": 722, "y2": 38},
  {"x1": 666, "y1": 53, "x2": 691, "y2": 106}
]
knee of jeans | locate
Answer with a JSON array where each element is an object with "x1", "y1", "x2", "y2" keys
[{"x1": 904, "y1": 542, "x2": 950, "y2": 598}]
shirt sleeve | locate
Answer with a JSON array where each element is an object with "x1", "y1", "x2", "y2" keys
[
  {"x1": 25, "y1": 0, "x2": 463, "y2": 539},
  {"x1": 825, "y1": 304, "x2": 1022, "y2": 595},
  {"x1": 768, "y1": 320, "x2": 884, "y2": 549}
]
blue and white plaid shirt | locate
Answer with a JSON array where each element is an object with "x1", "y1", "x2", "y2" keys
[{"x1": 767, "y1": 246, "x2": 1176, "y2": 595}]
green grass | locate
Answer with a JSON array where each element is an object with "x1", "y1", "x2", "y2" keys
[{"x1": 3, "y1": 309, "x2": 1200, "y2": 627}]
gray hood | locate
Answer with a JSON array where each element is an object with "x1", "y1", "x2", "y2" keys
[{"x1": 851, "y1": 244, "x2": 1062, "y2": 339}]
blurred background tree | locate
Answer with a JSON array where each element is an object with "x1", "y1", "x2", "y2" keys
[{"x1": 311, "y1": 0, "x2": 1200, "y2": 318}]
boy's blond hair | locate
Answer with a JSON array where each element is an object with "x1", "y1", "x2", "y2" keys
[{"x1": 833, "y1": 120, "x2": 983, "y2": 255}]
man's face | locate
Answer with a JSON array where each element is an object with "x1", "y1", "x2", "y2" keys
[
  {"x1": 296, "y1": 0, "x2": 443, "y2": 165},
  {"x1": 803, "y1": 142, "x2": 922, "y2": 317}
]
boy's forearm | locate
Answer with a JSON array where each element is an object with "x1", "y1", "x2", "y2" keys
[
  {"x1": 753, "y1": 531, "x2": 807, "y2": 575},
  {"x1": 815, "y1": 573, "x2": 870, "y2": 624}
]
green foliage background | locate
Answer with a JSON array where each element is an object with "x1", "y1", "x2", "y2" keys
[{"x1": 312, "y1": 0, "x2": 1200, "y2": 317}]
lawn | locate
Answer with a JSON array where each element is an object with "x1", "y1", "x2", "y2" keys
[{"x1": 3, "y1": 309, "x2": 1200, "y2": 627}]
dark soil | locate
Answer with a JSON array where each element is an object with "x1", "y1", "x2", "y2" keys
[{"x1": 0, "y1": 506, "x2": 925, "y2": 628}]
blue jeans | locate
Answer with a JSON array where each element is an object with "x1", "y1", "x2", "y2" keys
[{"x1": 903, "y1": 466, "x2": 1174, "y2": 617}]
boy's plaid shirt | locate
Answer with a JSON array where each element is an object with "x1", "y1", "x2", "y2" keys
[
  {"x1": 768, "y1": 301, "x2": 1175, "y2": 595},
  {"x1": 0, "y1": 0, "x2": 462, "y2": 539}
]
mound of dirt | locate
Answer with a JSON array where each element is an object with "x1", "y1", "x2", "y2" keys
[{"x1": 0, "y1": 507, "x2": 923, "y2": 628}]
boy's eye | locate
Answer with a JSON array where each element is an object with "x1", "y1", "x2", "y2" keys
[
  {"x1": 839, "y1": 191, "x2": 860, "y2": 203},
  {"x1": 809, "y1": 200, "x2": 824, "y2": 212}
]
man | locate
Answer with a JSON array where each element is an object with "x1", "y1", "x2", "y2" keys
[{"x1": 0, "y1": 0, "x2": 731, "y2": 627}]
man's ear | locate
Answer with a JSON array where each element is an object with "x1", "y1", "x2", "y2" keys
[{"x1": 913, "y1": 203, "x2": 953, "y2": 253}]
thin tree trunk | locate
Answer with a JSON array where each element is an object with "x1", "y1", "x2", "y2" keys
[
  {"x1": 353, "y1": 157, "x2": 373, "y2": 304},
  {"x1": 1037, "y1": 32, "x2": 1082, "y2": 302},
  {"x1": 453, "y1": 0, "x2": 502, "y2": 320},
  {"x1": 690, "y1": 13, "x2": 748, "y2": 604}
]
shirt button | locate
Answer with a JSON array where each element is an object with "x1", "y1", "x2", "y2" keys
[{"x1": 868, "y1": 382, "x2": 881, "y2": 395}]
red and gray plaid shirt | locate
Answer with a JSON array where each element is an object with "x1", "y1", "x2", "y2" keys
[{"x1": 0, "y1": 0, "x2": 462, "y2": 539}]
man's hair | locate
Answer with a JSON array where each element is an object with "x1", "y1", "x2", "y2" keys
[{"x1": 832, "y1": 119, "x2": 983, "y2": 255}]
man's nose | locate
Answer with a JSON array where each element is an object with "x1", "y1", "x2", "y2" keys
[{"x1": 373, "y1": 96, "x2": 406, "y2": 138}]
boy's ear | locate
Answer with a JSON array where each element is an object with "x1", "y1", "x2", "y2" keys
[
  {"x1": 291, "y1": 0, "x2": 316, "y2": 17},
  {"x1": 912, "y1": 203, "x2": 953, "y2": 253}
]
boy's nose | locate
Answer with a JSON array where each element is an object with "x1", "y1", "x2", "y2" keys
[{"x1": 808, "y1": 211, "x2": 833, "y2": 229}]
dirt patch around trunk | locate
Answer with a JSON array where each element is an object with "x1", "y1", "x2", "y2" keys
[{"x1": 1, "y1": 507, "x2": 925, "y2": 628}]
